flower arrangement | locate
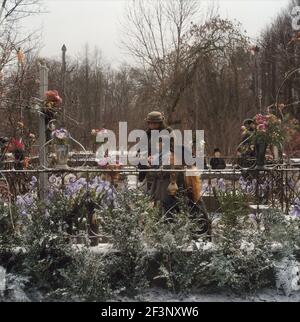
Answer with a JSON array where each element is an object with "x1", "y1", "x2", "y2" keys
[
  {"x1": 51, "y1": 128, "x2": 69, "y2": 145},
  {"x1": 6, "y1": 138, "x2": 26, "y2": 169},
  {"x1": 251, "y1": 113, "x2": 299, "y2": 147},
  {"x1": 42, "y1": 90, "x2": 62, "y2": 124},
  {"x1": 251, "y1": 113, "x2": 285, "y2": 146},
  {"x1": 44, "y1": 90, "x2": 62, "y2": 109}
]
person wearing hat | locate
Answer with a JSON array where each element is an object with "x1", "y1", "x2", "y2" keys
[
  {"x1": 138, "y1": 111, "x2": 174, "y2": 185},
  {"x1": 144, "y1": 111, "x2": 174, "y2": 147}
]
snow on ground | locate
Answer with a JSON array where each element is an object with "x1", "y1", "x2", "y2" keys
[
  {"x1": 1, "y1": 269, "x2": 300, "y2": 302},
  {"x1": 118, "y1": 288, "x2": 300, "y2": 302}
]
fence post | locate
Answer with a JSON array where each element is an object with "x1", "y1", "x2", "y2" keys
[
  {"x1": 38, "y1": 62, "x2": 49, "y2": 200},
  {"x1": 61, "y1": 44, "x2": 67, "y2": 126}
]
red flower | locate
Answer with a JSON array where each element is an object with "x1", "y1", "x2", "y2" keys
[{"x1": 8, "y1": 138, "x2": 25, "y2": 152}]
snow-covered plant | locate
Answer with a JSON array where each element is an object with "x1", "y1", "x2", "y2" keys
[
  {"x1": 20, "y1": 199, "x2": 75, "y2": 289},
  {"x1": 14, "y1": 174, "x2": 117, "y2": 237},
  {"x1": 261, "y1": 208, "x2": 300, "y2": 254},
  {"x1": 16, "y1": 175, "x2": 116, "y2": 290},
  {"x1": 289, "y1": 197, "x2": 300, "y2": 217},
  {"x1": 46, "y1": 249, "x2": 112, "y2": 302},
  {"x1": 217, "y1": 190, "x2": 250, "y2": 244},
  {"x1": 0, "y1": 202, "x2": 19, "y2": 258},
  {"x1": 275, "y1": 257, "x2": 300, "y2": 296},
  {"x1": 98, "y1": 189, "x2": 155, "y2": 295},
  {"x1": 3, "y1": 274, "x2": 30, "y2": 302},
  {"x1": 208, "y1": 231, "x2": 275, "y2": 292},
  {"x1": 144, "y1": 193, "x2": 208, "y2": 292}
]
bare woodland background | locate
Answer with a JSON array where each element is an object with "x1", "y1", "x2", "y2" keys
[{"x1": 1, "y1": 0, "x2": 300, "y2": 155}]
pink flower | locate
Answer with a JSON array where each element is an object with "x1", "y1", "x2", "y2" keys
[
  {"x1": 255, "y1": 114, "x2": 267, "y2": 124},
  {"x1": 257, "y1": 124, "x2": 267, "y2": 132},
  {"x1": 45, "y1": 90, "x2": 62, "y2": 106}
]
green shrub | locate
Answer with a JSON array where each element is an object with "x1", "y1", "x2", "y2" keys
[{"x1": 99, "y1": 189, "x2": 153, "y2": 295}]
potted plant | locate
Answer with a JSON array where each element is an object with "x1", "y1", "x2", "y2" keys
[
  {"x1": 51, "y1": 128, "x2": 70, "y2": 169},
  {"x1": 43, "y1": 90, "x2": 62, "y2": 141},
  {"x1": 7, "y1": 138, "x2": 25, "y2": 170},
  {"x1": 252, "y1": 113, "x2": 285, "y2": 169}
]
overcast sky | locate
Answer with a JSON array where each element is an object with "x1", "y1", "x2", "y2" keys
[{"x1": 24, "y1": 0, "x2": 289, "y2": 67}]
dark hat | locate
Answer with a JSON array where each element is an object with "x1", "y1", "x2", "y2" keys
[{"x1": 145, "y1": 111, "x2": 165, "y2": 123}]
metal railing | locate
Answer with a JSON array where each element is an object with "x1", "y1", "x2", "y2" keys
[
  {"x1": 1, "y1": 165, "x2": 300, "y2": 246},
  {"x1": 0, "y1": 166, "x2": 299, "y2": 209}
]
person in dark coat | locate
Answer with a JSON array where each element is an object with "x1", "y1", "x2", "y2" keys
[
  {"x1": 138, "y1": 111, "x2": 174, "y2": 189},
  {"x1": 210, "y1": 148, "x2": 226, "y2": 170}
]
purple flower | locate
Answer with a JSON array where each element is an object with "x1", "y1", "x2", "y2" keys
[
  {"x1": 217, "y1": 178, "x2": 226, "y2": 192},
  {"x1": 290, "y1": 198, "x2": 300, "y2": 217},
  {"x1": 248, "y1": 213, "x2": 257, "y2": 221},
  {"x1": 65, "y1": 179, "x2": 85, "y2": 197},
  {"x1": 52, "y1": 128, "x2": 69, "y2": 140},
  {"x1": 96, "y1": 182, "x2": 105, "y2": 194},
  {"x1": 28, "y1": 176, "x2": 38, "y2": 191},
  {"x1": 16, "y1": 193, "x2": 35, "y2": 216},
  {"x1": 239, "y1": 176, "x2": 247, "y2": 191},
  {"x1": 77, "y1": 178, "x2": 87, "y2": 186}
]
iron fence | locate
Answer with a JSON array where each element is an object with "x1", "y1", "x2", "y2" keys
[
  {"x1": 1, "y1": 165, "x2": 300, "y2": 245},
  {"x1": 0, "y1": 166, "x2": 300, "y2": 209}
]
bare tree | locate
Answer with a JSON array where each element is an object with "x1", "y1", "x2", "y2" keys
[
  {"x1": 122, "y1": 0, "x2": 248, "y2": 126},
  {"x1": 0, "y1": 0, "x2": 42, "y2": 24},
  {"x1": 0, "y1": 0, "x2": 42, "y2": 138}
]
